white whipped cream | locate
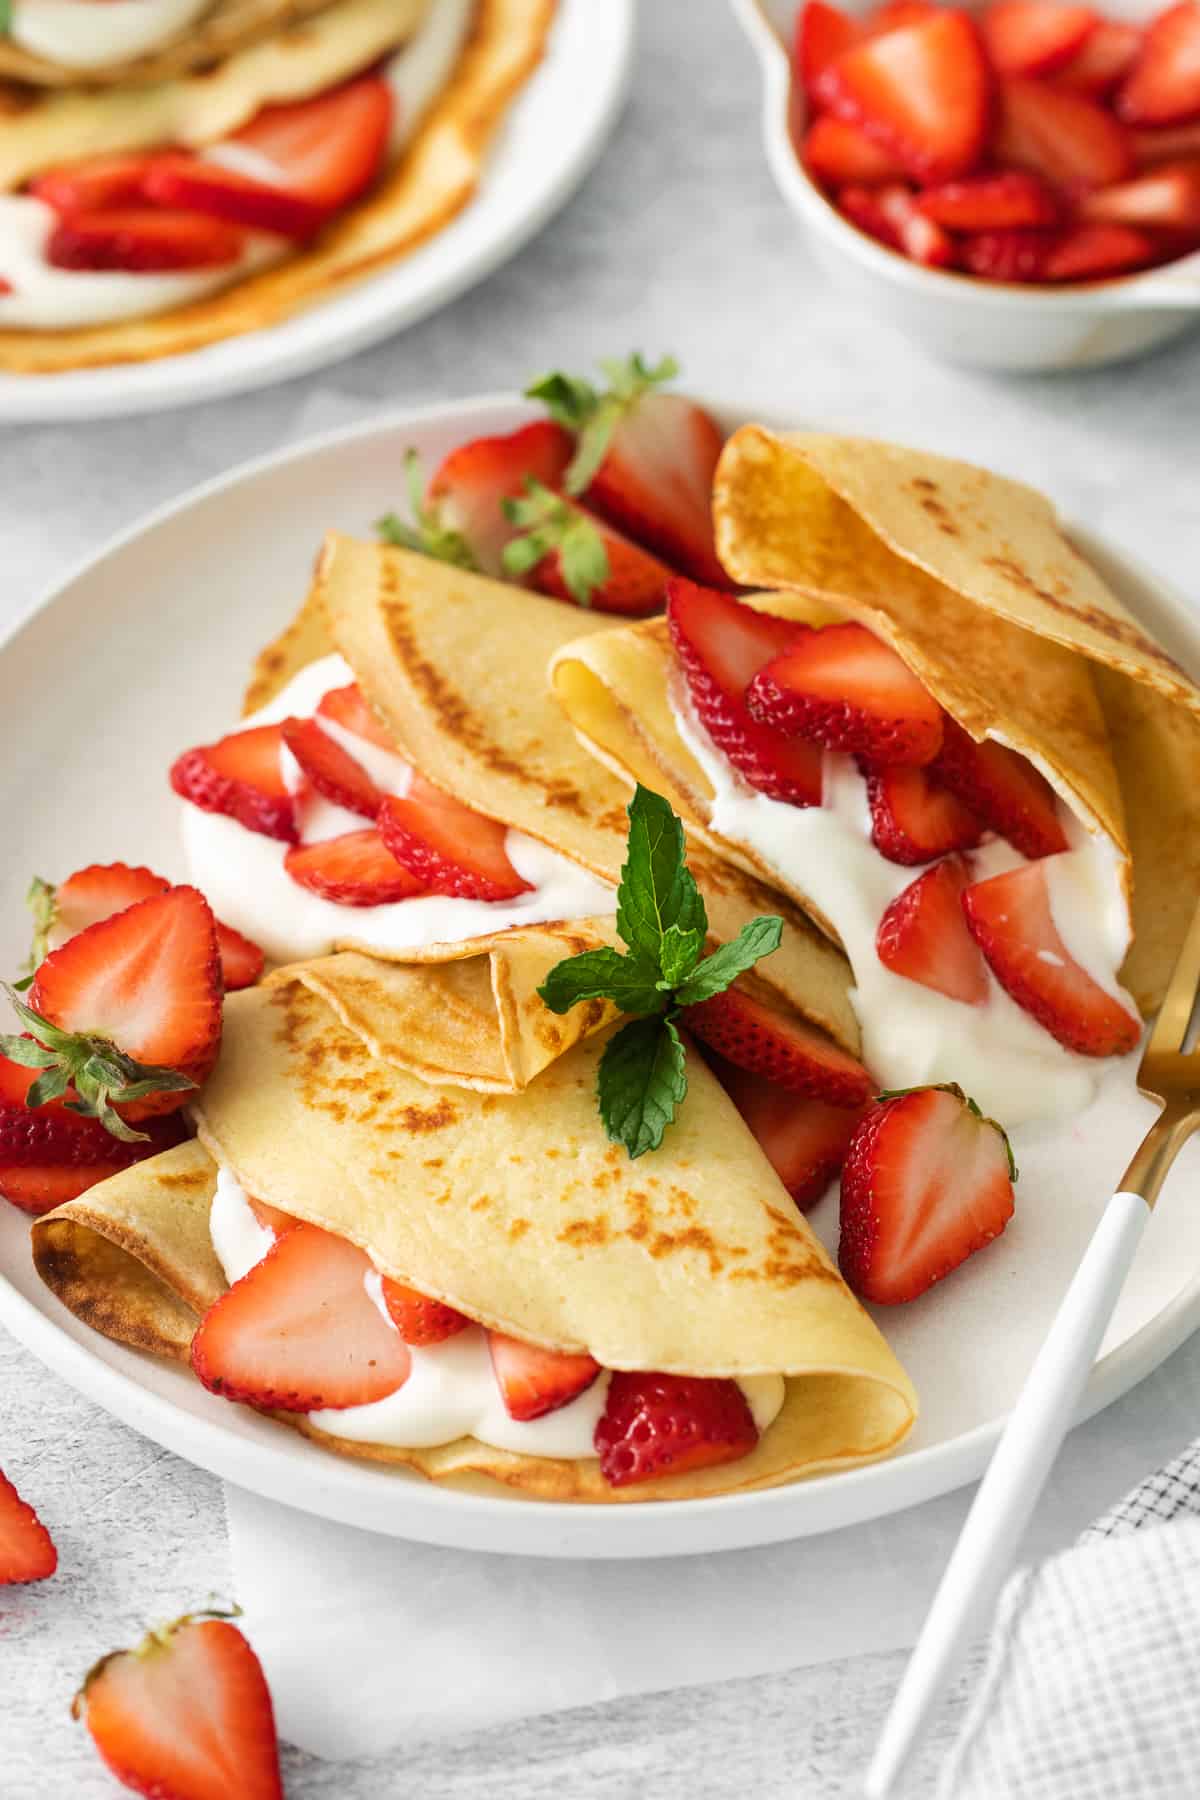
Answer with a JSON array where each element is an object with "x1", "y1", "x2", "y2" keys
[
  {"x1": 673, "y1": 691, "x2": 1137, "y2": 1127},
  {"x1": 10, "y1": 0, "x2": 209, "y2": 70},
  {"x1": 209, "y1": 1167, "x2": 786, "y2": 1459},
  {"x1": 181, "y1": 652, "x2": 614, "y2": 964}
]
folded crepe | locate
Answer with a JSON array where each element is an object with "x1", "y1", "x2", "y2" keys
[
  {"x1": 32, "y1": 980, "x2": 917, "y2": 1503},
  {"x1": 0, "y1": 0, "x2": 554, "y2": 372},
  {"x1": 551, "y1": 428, "x2": 1200, "y2": 1015}
]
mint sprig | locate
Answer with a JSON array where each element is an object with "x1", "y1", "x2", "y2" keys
[
  {"x1": 500, "y1": 479, "x2": 609, "y2": 606},
  {"x1": 525, "y1": 353, "x2": 679, "y2": 498},
  {"x1": 377, "y1": 449, "x2": 478, "y2": 572},
  {"x1": 538, "y1": 786, "x2": 782, "y2": 1158}
]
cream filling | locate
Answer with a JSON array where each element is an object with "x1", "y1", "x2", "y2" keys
[{"x1": 10, "y1": 0, "x2": 210, "y2": 71}]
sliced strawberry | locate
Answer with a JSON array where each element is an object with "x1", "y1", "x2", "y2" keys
[
  {"x1": 683, "y1": 984, "x2": 874, "y2": 1107},
  {"x1": 0, "y1": 1470, "x2": 56, "y2": 1584},
  {"x1": 502, "y1": 483, "x2": 672, "y2": 615},
  {"x1": 283, "y1": 829, "x2": 425, "y2": 906},
  {"x1": 839, "y1": 1085, "x2": 1015, "y2": 1303},
  {"x1": 866, "y1": 0, "x2": 938, "y2": 35},
  {"x1": 1045, "y1": 218, "x2": 1158, "y2": 276},
  {"x1": 46, "y1": 208, "x2": 244, "y2": 273},
  {"x1": 1117, "y1": 0, "x2": 1200, "y2": 125},
  {"x1": 51, "y1": 863, "x2": 168, "y2": 945},
  {"x1": 932, "y1": 717, "x2": 1068, "y2": 857},
  {"x1": 713, "y1": 1055, "x2": 863, "y2": 1210},
  {"x1": 281, "y1": 715, "x2": 383, "y2": 820},
  {"x1": 191, "y1": 1223, "x2": 411, "y2": 1411},
  {"x1": 804, "y1": 115, "x2": 909, "y2": 185},
  {"x1": 815, "y1": 11, "x2": 992, "y2": 183},
  {"x1": 917, "y1": 168, "x2": 1060, "y2": 228},
  {"x1": 380, "y1": 1279, "x2": 471, "y2": 1346},
  {"x1": 962, "y1": 861, "x2": 1141, "y2": 1055},
  {"x1": 795, "y1": 0, "x2": 862, "y2": 103},
  {"x1": 215, "y1": 921, "x2": 265, "y2": 992},
  {"x1": 378, "y1": 777, "x2": 532, "y2": 903},
  {"x1": 1080, "y1": 159, "x2": 1200, "y2": 227},
  {"x1": 864, "y1": 762, "x2": 984, "y2": 864},
  {"x1": 1133, "y1": 117, "x2": 1200, "y2": 161},
  {"x1": 316, "y1": 682, "x2": 397, "y2": 752},
  {"x1": 747, "y1": 622, "x2": 944, "y2": 766},
  {"x1": 28, "y1": 150, "x2": 171, "y2": 215},
  {"x1": 74, "y1": 1614, "x2": 282, "y2": 1800},
  {"x1": 667, "y1": 580, "x2": 821, "y2": 805},
  {"x1": 960, "y1": 224, "x2": 1055, "y2": 279},
  {"x1": 0, "y1": 1161, "x2": 140, "y2": 1216},
  {"x1": 171, "y1": 723, "x2": 297, "y2": 843},
  {"x1": 1056, "y1": 19, "x2": 1141, "y2": 93},
  {"x1": 876, "y1": 855, "x2": 990, "y2": 1003},
  {"x1": 996, "y1": 76, "x2": 1134, "y2": 188},
  {"x1": 841, "y1": 182, "x2": 957, "y2": 265},
  {"x1": 487, "y1": 1332, "x2": 600, "y2": 1421},
  {"x1": 144, "y1": 75, "x2": 393, "y2": 238},
  {"x1": 417, "y1": 420, "x2": 574, "y2": 577},
  {"x1": 982, "y1": 1, "x2": 1097, "y2": 77},
  {"x1": 246, "y1": 1196, "x2": 301, "y2": 1237},
  {"x1": 594, "y1": 1372, "x2": 758, "y2": 1488}
]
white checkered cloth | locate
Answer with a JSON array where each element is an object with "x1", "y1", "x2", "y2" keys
[{"x1": 938, "y1": 1439, "x2": 1200, "y2": 1798}]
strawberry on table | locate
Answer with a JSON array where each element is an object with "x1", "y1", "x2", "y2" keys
[
  {"x1": 283, "y1": 828, "x2": 426, "y2": 905},
  {"x1": 381, "y1": 424, "x2": 573, "y2": 578},
  {"x1": 281, "y1": 715, "x2": 384, "y2": 819},
  {"x1": 995, "y1": 75, "x2": 1134, "y2": 187},
  {"x1": 683, "y1": 983, "x2": 875, "y2": 1107},
  {"x1": 838, "y1": 1083, "x2": 1016, "y2": 1303},
  {"x1": 864, "y1": 762, "x2": 984, "y2": 864},
  {"x1": 379, "y1": 777, "x2": 532, "y2": 903},
  {"x1": 713, "y1": 1054, "x2": 864, "y2": 1209},
  {"x1": 982, "y1": 1, "x2": 1098, "y2": 78},
  {"x1": 931, "y1": 717, "x2": 1068, "y2": 858},
  {"x1": 747, "y1": 622, "x2": 945, "y2": 766},
  {"x1": 46, "y1": 208, "x2": 244, "y2": 273},
  {"x1": 0, "y1": 1469, "x2": 56, "y2": 1585},
  {"x1": 962, "y1": 860, "x2": 1142, "y2": 1055},
  {"x1": 487, "y1": 1333, "x2": 601, "y2": 1420},
  {"x1": 1116, "y1": 1, "x2": 1200, "y2": 125},
  {"x1": 74, "y1": 1612, "x2": 282, "y2": 1800},
  {"x1": 501, "y1": 479, "x2": 672, "y2": 615},
  {"x1": 171, "y1": 723, "x2": 297, "y2": 843},
  {"x1": 380, "y1": 1279, "x2": 470, "y2": 1346},
  {"x1": 916, "y1": 168, "x2": 1060, "y2": 228},
  {"x1": 594, "y1": 1371, "x2": 759, "y2": 1487},
  {"x1": 876, "y1": 854, "x2": 990, "y2": 1003}
]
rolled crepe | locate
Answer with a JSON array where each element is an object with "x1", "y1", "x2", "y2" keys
[{"x1": 32, "y1": 981, "x2": 917, "y2": 1503}]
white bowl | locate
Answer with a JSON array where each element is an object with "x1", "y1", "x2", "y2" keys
[{"x1": 735, "y1": 0, "x2": 1200, "y2": 371}]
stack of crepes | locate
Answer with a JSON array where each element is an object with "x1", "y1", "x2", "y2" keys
[{"x1": 0, "y1": 0, "x2": 555, "y2": 372}]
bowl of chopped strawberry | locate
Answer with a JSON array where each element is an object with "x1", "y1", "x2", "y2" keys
[{"x1": 737, "y1": 0, "x2": 1200, "y2": 368}]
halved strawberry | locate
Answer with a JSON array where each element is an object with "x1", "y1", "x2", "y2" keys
[
  {"x1": 1080, "y1": 159, "x2": 1200, "y2": 226},
  {"x1": 215, "y1": 922, "x2": 265, "y2": 992},
  {"x1": 982, "y1": 1, "x2": 1097, "y2": 77},
  {"x1": 961, "y1": 225, "x2": 1055, "y2": 280},
  {"x1": 917, "y1": 168, "x2": 1060, "y2": 228},
  {"x1": 932, "y1": 718, "x2": 1068, "y2": 857},
  {"x1": 50, "y1": 862, "x2": 168, "y2": 946},
  {"x1": 839, "y1": 1084, "x2": 1016, "y2": 1304},
  {"x1": 0, "y1": 1470, "x2": 56, "y2": 1584},
  {"x1": 1045, "y1": 219, "x2": 1158, "y2": 275},
  {"x1": 380, "y1": 1279, "x2": 471, "y2": 1346},
  {"x1": 191, "y1": 1223, "x2": 411, "y2": 1411},
  {"x1": 962, "y1": 861, "x2": 1141, "y2": 1055},
  {"x1": 281, "y1": 715, "x2": 383, "y2": 819},
  {"x1": 378, "y1": 777, "x2": 532, "y2": 903},
  {"x1": 1056, "y1": 18, "x2": 1141, "y2": 93},
  {"x1": 487, "y1": 1332, "x2": 601, "y2": 1420},
  {"x1": 713, "y1": 1055, "x2": 863, "y2": 1210},
  {"x1": 316, "y1": 682, "x2": 396, "y2": 752},
  {"x1": 866, "y1": 0, "x2": 938, "y2": 36},
  {"x1": 502, "y1": 481, "x2": 672, "y2": 615},
  {"x1": 815, "y1": 11, "x2": 992, "y2": 183},
  {"x1": 876, "y1": 855, "x2": 990, "y2": 1003},
  {"x1": 1117, "y1": 1, "x2": 1200, "y2": 125},
  {"x1": 74, "y1": 1613, "x2": 282, "y2": 1800},
  {"x1": 795, "y1": 0, "x2": 862, "y2": 103},
  {"x1": 804, "y1": 115, "x2": 909, "y2": 185},
  {"x1": 0, "y1": 1077, "x2": 183, "y2": 1169},
  {"x1": 747, "y1": 622, "x2": 944, "y2": 766},
  {"x1": 283, "y1": 829, "x2": 425, "y2": 906},
  {"x1": 46, "y1": 208, "x2": 244, "y2": 273},
  {"x1": 594, "y1": 1372, "x2": 758, "y2": 1488},
  {"x1": 995, "y1": 75, "x2": 1134, "y2": 188},
  {"x1": 842, "y1": 182, "x2": 957, "y2": 265},
  {"x1": 246, "y1": 1196, "x2": 300, "y2": 1237},
  {"x1": 0, "y1": 1162, "x2": 141, "y2": 1216},
  {"x1": 28, "y1": 150, "x2": 170, "y2": 215},
  {"x1": 667, "y1": 580, "x2": 822, "y2": 804},
  {"x1": 398, "y1": 421, "x2": 573, "y2": 577},
  {"x1": 171, "y1": 723, "x2": 297, "y2": 843},
  {"x1": 144, "y1": 75, "x2": 393, "y2": 238},
  {"x1": 683, "y1": 984, "x2": 874, "y2": 1107},
  {"x1": 864, "y1": 762, "x2": 984, "y2": 864}
]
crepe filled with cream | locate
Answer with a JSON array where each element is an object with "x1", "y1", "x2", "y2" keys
[{"x1": 32, "y1": 981, "x2": 917, "y2": 1502}]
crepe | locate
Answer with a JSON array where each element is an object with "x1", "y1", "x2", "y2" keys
[
  {"x1": 32, "y1": 982, "x2": 917, "y2": 1503},
  {"x1": 0, "y1": 0, "x2": 555, "y2": 372}
]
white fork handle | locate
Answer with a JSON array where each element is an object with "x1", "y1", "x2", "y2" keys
[{"x1": 866, "y1": 1188, "x2": 1151, "y2": 1800}]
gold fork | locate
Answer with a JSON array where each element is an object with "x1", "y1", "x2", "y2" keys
[{"x1": 867, "y1": 895, "x2": 1200, "y2": 1799}]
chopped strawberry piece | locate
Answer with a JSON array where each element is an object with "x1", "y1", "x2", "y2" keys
[
  {"x1": 1056, "y1": 18, "x2": 1141, "y2": 93},
  {"x1": 281, "y1": 715, "x2": 383, "y2": 820},
  {"x1": 667, "y1": 580, "x2": 822, "y2": 804},
  {"x1": 487, "y1": 1333, "x2": 600, "y2": 1420},
  {"x1": 747, "y1": 621, "x2": 945, "y2": 766},
  {"x1": 683, "y1": 984, "x2": 874, "y2": 1107},
  {"x1": 960, "y1": 225, "x2": 1055, "y2": 279},
  {"x1": 594, "y1": 1372, "x2": 758, "y2": 1488},
  {"x1": 796, "y1": 1, "x2": 862, "y2": 103},
  {"x1": 917, "y1": 168, "x2": 1060, "y2": 228},
  {"x1": 423, "y1": 420, "x2": 574, "y2": 576},
  {"x1": 144, "y1": 75, "x2": 393, "y2": 238},
  {"x1": 932, "y1": 717, "x2": 1068, "y2": 857},
  {"x1": 283, "y1": 829, "x2": 425, "y2": 906},
  {"x1": 996, "y1": 75, "x2": 1134, "y2": 188},
  {"x1": 316, "y1": 682, "x2": 396, "y2": 752},
  {"x1": 805, "y1": 115, "x2": 909, "y2": 184},
  {"x1": 1080, "y1": 159, "x2": 1200, "y2": 226},
  {"x1": 171, "y1": 723, "x2": 297, "y2": 843},
  {"x1": 864, "y1": 762, "x2": 984, "y2": 864},
  {"x1": 713, "y1": 1054, "x2": 863, "y2": 1210},
  {"x1": 1117, "y1": 0, "x2": 1200, "y2": 125},
  {"x1": 74, "y1": 1614, "x2": 282, "y2": 1800},
  {"x1": 0, "y1": 1470, "x2": 56, "y2": 1584},
  {"x1": 866, "y1": 0, "x2": 938, "y2": 36},
  {"x1": 215, "y1": 921, "x2": 265, "y2": 992},
  {"x1": 876, "y1": 855, "x2": 990, "y2": 1003},
  {"x1": 872, "y1": 182, "x2": 958, "y2": 264},
  {"x1": 29, "y1": 151, "x2": 172, "y2": 215},
  {"x1": 1133, "y1": 117, "x2": 1200, "y2": 161},
  {"x1": 839, "y1": 1085, "x2": 1015, "y2": 1303},
  {"x1": 982, "y1": 1, "x2": 1097, "y2": 77},
  {"x1": 192, "y1": 1222, "x2": 411, "y2": 1411},
  {"x1": 46, "y1": 208, "x2": 244, "y2": 273},
  {"x1": 52, "y1": 863, "x2": 168, "y2": 944},
  {"x1": 378, "y1": 777, "x2": 532, "y2": 903},
  {"x1": 246, "y1": 1196, "x2": 301, "y2": 1237},
  {"x1": 0, "y1": 1162, "x2": 151, "y2": 1216},
  {"x1": 1046, "y1": 218, "x2": 1158, "y2": 275},
  {"x1": 962, "y1": 861, "x2": 1141, "y2": 1055},
  {"x1": 380, "y1": 1279, "x2": 471, "y2": 1346},
  {"x1": 815, "y1": 11, "x2": 992, "y2": 183}
]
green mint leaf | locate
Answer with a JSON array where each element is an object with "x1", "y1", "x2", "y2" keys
[
  {"x1": 675, "y1": 915, "x2": 784, "y2": 1007},
  {"x1": 657, "y1": 924, "x2": 703, "y2": 990},
  {"x1": 616, "y1": 785, "x2": 707, "y2": 966},
  {"x1": 377, "y1": 451, "x2": 478, "y2": 572},
  {"x1": 537, "y1": 947, "x2": 665, "y2": 1018},
  {"x1": 23, "y1": 875, "x2": 56, "y2": 975},
  {"x1": 523, "y1": 371, "x2": 598, "y2": 432},
  {"x1": 597, "y1": 1016, "x2": 688, "y2": 1160}
]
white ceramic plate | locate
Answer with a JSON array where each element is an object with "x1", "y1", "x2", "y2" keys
[
  {"x1": 0, "y1": 0, "x2": 633, "y2": 424},
  {"x1": 3, "y1": 394, "x2": 1200, "y2": 1559}
]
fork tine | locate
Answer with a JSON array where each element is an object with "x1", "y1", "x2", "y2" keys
[{"x1": 1143, "y1": 895, "x2": 1200, "y2": 1066}]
